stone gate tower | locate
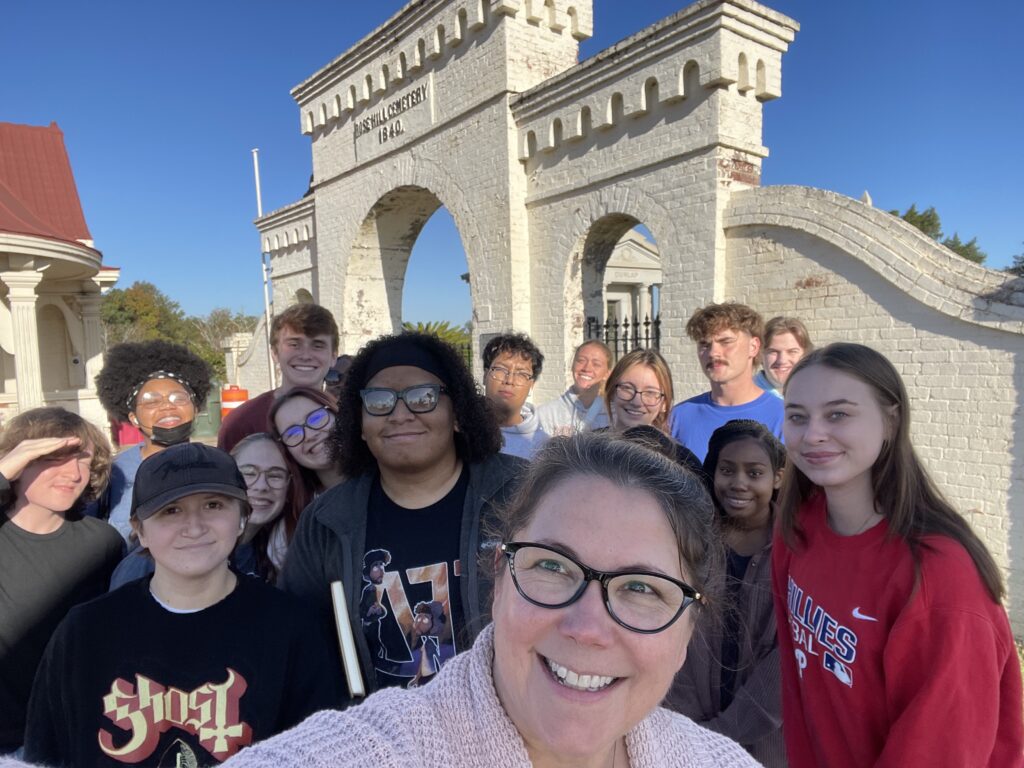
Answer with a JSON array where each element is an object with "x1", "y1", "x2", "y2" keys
[
  {"x1": 256, "y1": 0, "x2": 798, "y2": 390},
  {"x1": 254, "y1": 0, "x2": 1024, "y2": 629}
]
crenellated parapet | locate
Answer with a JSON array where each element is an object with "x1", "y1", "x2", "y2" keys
[
  {"x1": 256, "y1": 197, "x2": 316, "y2": 255},
  {"x1": 291, "y1": 0, "x2": 592, "y2": 139},
  {"x1": 512, "y1": 0, "x2": 796, "y2": 162}
]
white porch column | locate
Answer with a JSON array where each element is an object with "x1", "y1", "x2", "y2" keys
[
  {"x1": 77, "y1": 290, "x2": 105, "y2": 392},
  {"x1": 2, "y1": 270, "x2": 45, "y2": 411},
  {"x1": 639, "y1": 281, "x2": 651, "y2": 321}
]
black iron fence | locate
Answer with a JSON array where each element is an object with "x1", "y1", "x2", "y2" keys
[{"x1": 584, "y1": 314, "x2": 661, "y2": 362}]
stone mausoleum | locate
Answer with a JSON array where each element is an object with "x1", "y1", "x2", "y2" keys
[{"x1": 248, "y1": 0, "x2": 1024, "y2": 627}]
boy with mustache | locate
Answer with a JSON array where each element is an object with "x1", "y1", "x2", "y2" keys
[{"x1": 669, "y1": 302, "x2": 783, "y2": 462}]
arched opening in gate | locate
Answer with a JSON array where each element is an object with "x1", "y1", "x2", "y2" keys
[
  {"x1": 568, "y1": 214, "x2": 662, "y2": 362},
  {"x1": 346, "y1": 186, "x2": 472, "y2": 351}
]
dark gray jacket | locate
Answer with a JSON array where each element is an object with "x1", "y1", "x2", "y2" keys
[
  {"x1": 664, "y1": 538, "x2": 786, "y2": 767},
  {"x1": 280, "y1": 453, "x2": 525, "y2": 702}
]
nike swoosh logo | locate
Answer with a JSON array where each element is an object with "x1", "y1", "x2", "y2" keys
[{"x1": 852, "y1": 607, "x2": 878, "y2": 622}]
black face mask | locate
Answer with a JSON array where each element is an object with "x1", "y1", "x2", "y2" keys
[{"x1": 148, "y1": 420, "x2": 194, "y2": 446}]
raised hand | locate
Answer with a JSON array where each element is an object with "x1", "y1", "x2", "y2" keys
[{"x1": 0, "y1": 436, "x2": 81, "y2": 482}]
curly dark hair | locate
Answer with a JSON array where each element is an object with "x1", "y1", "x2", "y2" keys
[
  {"x1": 95, "y1": 340, "x2": 212, "y2": 422},
  {"x1": 482, "y1": 332, "x2": 544, "y2": 378},
  {"x1": 330, "y1": 331, "x2": 502, "y2": 476}
]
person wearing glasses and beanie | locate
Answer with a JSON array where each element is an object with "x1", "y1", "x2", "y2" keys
[
  {"x1": 221, "y1": 434, "x2": 758, "y2": 768},
  {"x1": 482, "y1": 332, "x2": 549, "y2": 460},
  {"x1": 23, "y1": 443, "x2": 340, "y2": 768},
  {"x1": 92, "y1": 340, "x2": 212, "y2": 540},
  {"x1": 279, "y1": 331, "x2": 524, "y2": 701}
]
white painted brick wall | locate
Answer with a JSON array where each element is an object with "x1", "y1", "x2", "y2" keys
[{"x1": 723, "y1": 185, "x2": 1024, "y2": 630}]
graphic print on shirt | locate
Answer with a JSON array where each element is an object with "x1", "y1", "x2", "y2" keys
[
  {"x1": 786, "y1": 575, "x2": 859, "y2": 688},
  {"x1": 359, "y1": 547, "x2": 459, "y2": 688},
  {"x1": 98, "y1": 668, "x2": 252, "y2": 763}
]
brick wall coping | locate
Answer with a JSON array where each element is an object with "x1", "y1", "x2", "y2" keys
[{"x1": 724, "y1": 185, "x2": 1024, "y2": 335}]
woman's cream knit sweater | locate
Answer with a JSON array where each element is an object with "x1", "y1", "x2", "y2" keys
[{"x1": 223, "y1": 624, "x2": 761, "y2": 767}]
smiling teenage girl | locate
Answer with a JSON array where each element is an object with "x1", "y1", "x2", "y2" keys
[
  {"x1": 774, "y1": 343, "x2": 1022, "y2": 768},
  {"x1": 603, "y1": 349, "x2": 674, "y2": 433},
  {"x1": 93, "y1": 340, "x2": 212, "y2": 540},
  {"x1": 667, "y1": 419, "x2": 786, "y2": 766}
]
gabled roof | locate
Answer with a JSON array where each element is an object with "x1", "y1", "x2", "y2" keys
[{"x1": 0, "y1": 121, "x2": 92, "y2": 245}]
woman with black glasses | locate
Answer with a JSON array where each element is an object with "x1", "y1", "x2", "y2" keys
[
  {"x1": 603, "y1": 348, "x2": 674, "y2": 433},
  {"x1": 274, "y1": 332, "x2": 524, "y2": 703},
  {"x1": 268, "y1": 387, "x2": 344, "y2": 492},
  {"x1": 222, "y1": 433, "x2": 758, "y2": 768}
]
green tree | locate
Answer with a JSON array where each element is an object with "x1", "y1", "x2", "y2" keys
[
  {"x1": 101, "y1": 282, "x2": 258, "y2": 381},
  {"x1": 100, "y1": 281, "x2": 187, "y2": 345},
  {"x1": 941, "y1": 233, "x2": 986, "y2": 265},
  {"x1": 184, "y1": 309, "x2": 259, "y2": 381},
  {"x1": 889, "y1": 204, "x2": 987, "y2": 265},
  {"x1": 401, "y1": 320, "x2": 471, "y2": 347},
  {"x1": 1007, "y1": 244, "x2": 1024, "y2": 278},
  {"x1": 891, "y1": 204, "x2": 942, "y2": 240}
]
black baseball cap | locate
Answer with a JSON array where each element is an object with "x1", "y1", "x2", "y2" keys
[{"x1": 131, "y1": 443, "x2": 248, "y2": 521}]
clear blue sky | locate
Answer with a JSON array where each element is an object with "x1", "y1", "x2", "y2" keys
[{"x1": 3, "y1": 0, "x2": 1021, "y2": 325}]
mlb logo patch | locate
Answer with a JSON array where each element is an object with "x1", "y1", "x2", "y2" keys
[{"x1": 823, "y1": 651, "x2": 853, "y2": 687}]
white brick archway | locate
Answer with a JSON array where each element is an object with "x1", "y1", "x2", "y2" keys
[{"x1": 250, "y1": 0, "x2": 1024, "y2": 627}]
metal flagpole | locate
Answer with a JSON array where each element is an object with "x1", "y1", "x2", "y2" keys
[{"x1": 252, "y1": 148, "x2": 277, "y2": 391}]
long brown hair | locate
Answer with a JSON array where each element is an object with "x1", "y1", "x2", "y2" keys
[{"x1": 777, "y1": 343, "x2": 1004, "y2": 602}]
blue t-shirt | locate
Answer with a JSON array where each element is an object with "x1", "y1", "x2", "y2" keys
[
  {"x1": 83, "y1": 444, "x2": 144, "y2": 541},
  {"x1": 669, "y1": 390, "x2": 784, "y2": 462}
]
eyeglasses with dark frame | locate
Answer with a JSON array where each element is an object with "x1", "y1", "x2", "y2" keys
[
  {"x1": 613, "y1": 382, "x2": 665, "y2": 407},
  {"x1": 500, "y1": 541, "x2": 702, "y2": 634},
  {"x1": 237, "y1": 465, "x2": 291, "y2": 490},
  {"x1": 279, "y1": 406, "x2": 334, "y2": 447},
  {"x1": 486, "y1": 365, "x2": 534, "y2": 387},
  {"x1": 359, "y1": 384, "x2": 449, "y2": 417}
]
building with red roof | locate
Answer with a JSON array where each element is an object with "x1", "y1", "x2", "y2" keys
[{"x1": 0, "y1": 121, "x2": 118, "y2": 424}]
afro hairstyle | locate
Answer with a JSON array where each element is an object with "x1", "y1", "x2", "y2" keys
[{"x1": 96, "y1": 340, "x2": 213, "y2": 422}]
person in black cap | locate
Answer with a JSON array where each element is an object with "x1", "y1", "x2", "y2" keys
[
  {"x1": 281, "y1": 330, "x2": 525, "y2": 701},
  {"x1": 23, "y1": 443, "x2": 341, "y2": 768},
  {"x1": 93, "y1": 340, "x2": 212, "y2": 540}
]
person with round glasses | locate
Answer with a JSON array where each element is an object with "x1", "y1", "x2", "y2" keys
[
  {"x1": 230, "y1": 432, "x2": 306, "y2": 584},
  {"x1": 268, "y1": 387, "x2": 344, "y2": 492},
  {"x1": 220, "y1": 434, "x2": 758, "y2": 768},
  {"x1": 92, "y1": 340, "x2": 212, "y2": 540},
  {"x1": 481, "y1": 332, "x2": 549, "y2": 460},
  {"x1": 603, "y1": 348, "x2": 674, "y2": 433},
  {"x1": 278, "y1": 332, "x2": 523, "y2": 703}
]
